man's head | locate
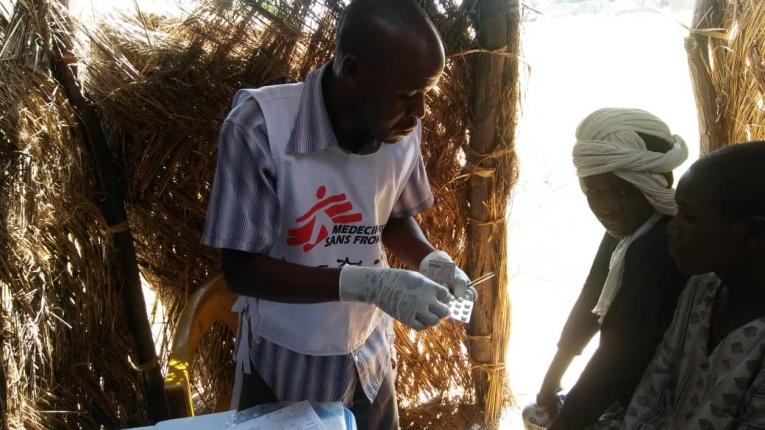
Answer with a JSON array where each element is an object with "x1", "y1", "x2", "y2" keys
[
  {"x1": 573, "y1": 108, "x2": 688, "y2": 237},
  {"x1": 331, "y1": 0, "x2": 445, "y2": 143},
  {"x1": 668, "y1": 141, "x2": 765, "y2": 275}
]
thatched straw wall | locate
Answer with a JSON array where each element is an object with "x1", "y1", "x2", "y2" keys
[
  {"x1": 0, "y1": 66, "x2": 151, "y2": 430},
  {"x1": 0, "y1": 0, "x2": 520, "y2": 428},
  {"x1": 0, "y1": 3, "x2": 151, "y2": 428},
  {"x1": 687, "y1": 0, "x2": 765, "y2": 153}
]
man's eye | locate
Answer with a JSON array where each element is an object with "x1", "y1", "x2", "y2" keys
[{"x1": 618, "y1": 189, "x2": 631, "y2": 196}]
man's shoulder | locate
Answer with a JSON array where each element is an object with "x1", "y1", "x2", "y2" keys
[
  {"x1": 235, "y1": 82, "x2": 304, "y2": 105},
  {"x1": 226, "y1": 83, "x2": 305, "y2": 127}
]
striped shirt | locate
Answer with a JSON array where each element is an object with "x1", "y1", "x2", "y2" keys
[{"x1": 202, "y1": 63, "x2": 433, "y2": 404}]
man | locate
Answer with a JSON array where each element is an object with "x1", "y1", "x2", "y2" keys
[
  {"x1": 614, "y1": 141, "x2": 765, "y2": 429},
  {"x1": 201, "y1": 1, "x2": 472, "y2": 428},
  {"x1": 523, "y1": 108, "x2": 689, "y2": 430}
]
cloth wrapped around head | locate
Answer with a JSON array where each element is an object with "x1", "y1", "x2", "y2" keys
[
  {"x1": 573, "y1": 108, "x2": 689, "y2": 215},
  {"x1": 573, "y1": 108, "x2": 689, "y2": 323}
]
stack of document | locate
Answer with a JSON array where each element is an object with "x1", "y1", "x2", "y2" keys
[
  {"x1": 231, "y1": 401, "x2": 327, "y2": 429},
  {"x1": 125, "y1": 401, "x2": 355, "y2": 430}
]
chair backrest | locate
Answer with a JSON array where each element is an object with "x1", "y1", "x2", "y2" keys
[{"x1": 164, "y1": 275, "x2": 238, "y2": 417}]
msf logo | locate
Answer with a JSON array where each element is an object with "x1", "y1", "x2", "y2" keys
[{"x1": 287, "y1": 185, "x2": 362, "y2": 252}]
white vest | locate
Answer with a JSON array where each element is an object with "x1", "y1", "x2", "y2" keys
[{"x1": 235, "y1": 82, "x2": 421, "y2": 358}]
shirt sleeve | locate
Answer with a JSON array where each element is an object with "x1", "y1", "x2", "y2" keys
[
  {"x1": 390, "y1": 123, "x2": 434, "y2": 218},
  {"x1": 556, "y1": 232, "x2": 618, "y2": 355},
  {"x1": 201, "y1": 96, "x2": 279, "y2": 254}
]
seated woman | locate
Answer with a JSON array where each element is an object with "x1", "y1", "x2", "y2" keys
[
  {"x1": 523, "y1": 108, "x2": 690, "y2": 430},
  {"x1": 617, "y1": 140, "x2": 765, "y2": 429}
]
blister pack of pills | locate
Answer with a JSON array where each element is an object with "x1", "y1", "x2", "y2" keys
[
  {"x1": 448, "y1": 296, "x2": 474, "y2": 323},
  {"x1": 424, "y1": 259, "x2": 474, "y2": 323}
]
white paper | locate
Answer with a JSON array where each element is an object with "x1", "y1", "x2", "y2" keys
[
  {"x1": 153, "y1": 411, "x2": 234, "y2": 430},
  {"x1": 425, "y1": 259, "x2": 455, "y2": 286},
  {"x1": 230, "y1": 401, "x2": 326, "y2": 430},
  {"x1": 313, "y1": 403, "x2": 347, "y2": 430}
]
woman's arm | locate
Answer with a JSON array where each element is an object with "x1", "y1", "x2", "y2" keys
[
  {"x1": 551, "y1": 220, "x2": 686, "y2": 429},
  {"x1": 537, "y1": 233, "x2": 617, "y2": 410}
]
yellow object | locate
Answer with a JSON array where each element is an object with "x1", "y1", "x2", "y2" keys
[{"x1": 163, "y1": 276, "x2": 238, "y2": 418}]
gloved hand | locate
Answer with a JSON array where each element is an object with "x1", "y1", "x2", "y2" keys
[
  {"x1": 419, "y1": 250, "x2": 475, "y2": 300},
  {"x1": 339, "y1": 266, "x2": 450, "y2": 331}
]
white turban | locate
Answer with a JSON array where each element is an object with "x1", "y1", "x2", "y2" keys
[
  {"x1": 572, "y1": 108, "x2": 688, "y2": 323},
  {"x1": 572, "y1": 107, "x2": 688, "y2": 216}
]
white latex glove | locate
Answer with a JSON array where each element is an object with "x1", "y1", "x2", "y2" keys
[
  {"x1": 339, "y1": 266, "x2": 450, "y2": 331},
  {"x1": 419, "y1": 250, "x2": 476, "y2": 300}
]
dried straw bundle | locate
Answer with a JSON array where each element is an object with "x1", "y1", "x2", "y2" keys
[
  {"x1": 689, "y1": 0, "x2": 765, "y2": 152},
  {"x1": 712, "y1": 0, "x2": 765, "y2": 145},
  {"x1": 1, "y1": 3, "x2": 151, "y2": 428}
]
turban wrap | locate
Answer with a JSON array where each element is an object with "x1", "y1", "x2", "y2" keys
[{"x1": 572, "y1": 108, "x2": 688, "y2": 322}]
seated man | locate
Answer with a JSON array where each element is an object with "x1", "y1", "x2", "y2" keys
[
  {"x1": 618, "y1": 140, "x2": 765, "y2": 429},
  {"x1": 524, "y1": 108, "x2": 690, "y2": 430}
]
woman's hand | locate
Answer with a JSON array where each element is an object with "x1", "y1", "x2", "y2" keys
[{"x1": 537, "y1": 379, "x2": 563, "y2": 416}]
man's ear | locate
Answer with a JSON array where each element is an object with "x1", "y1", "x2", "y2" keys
[{"x1": 339, "y1": 54, "x2": 361, "y2": 89}]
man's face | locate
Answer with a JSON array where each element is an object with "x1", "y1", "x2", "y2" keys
[
  {"x1": 580, "y1": 173, "x2": 655, "y2": 238},
  {"x1": 350, "y1": 48, "x2": 444, "y2": 143},
  {"x1": 667, "y1": 170, "x2": 744, "y2": 275}
]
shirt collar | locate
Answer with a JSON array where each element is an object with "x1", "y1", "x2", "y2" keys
[{"x1": 286, "y1": 62, "x2": 339, "y2": 154}]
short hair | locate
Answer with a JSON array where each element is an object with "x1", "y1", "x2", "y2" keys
[
  {"x1": 691, "y1": 141, "x2": 765, "y2": 220},
  {"x1": 335, "y1": 0, "x2": 440, "y2": 61}
]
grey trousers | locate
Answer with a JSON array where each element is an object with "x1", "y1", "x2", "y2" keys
[{"x1": 236, "y1": 368, "x2": 399, "y2": 430}]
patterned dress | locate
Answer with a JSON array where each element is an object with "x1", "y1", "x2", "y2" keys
[{"x1": 618, "y1": 273, "x2": 765, "y2": 429}]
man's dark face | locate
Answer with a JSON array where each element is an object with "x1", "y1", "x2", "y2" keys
[
  {"x1": 667, "y1": 170, "x2": 744, "y2": 275},
  {"x1": 345, "y1": 42, "x2": 444, "y2": 143},
  {"x1": 580, "y1": 173, "x2": 655, "y2": 238}
]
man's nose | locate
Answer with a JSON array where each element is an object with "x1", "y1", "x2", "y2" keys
[{"x1": 591, "y1": 197, "x2": 620, "y2": 217}]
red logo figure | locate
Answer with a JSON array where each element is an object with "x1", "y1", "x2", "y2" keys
[{"x1": 287, "y1": 185, "x2": 362, "y2": 252}]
